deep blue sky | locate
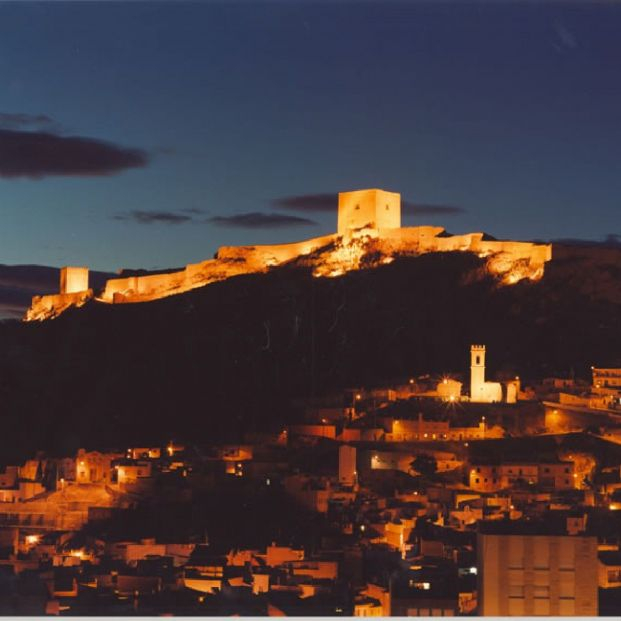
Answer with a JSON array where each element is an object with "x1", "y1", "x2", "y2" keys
[{"x1": 0, "y1": 1, "x2": 620, "y2": 272}]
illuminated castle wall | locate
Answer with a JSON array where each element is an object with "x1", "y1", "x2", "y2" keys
[{"x1": 25, "y1": 188, "x2": 553, "y2": 321}]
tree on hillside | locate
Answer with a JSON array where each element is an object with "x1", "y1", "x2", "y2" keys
[{"x1": 410, "y1": 454, "x2": 437, "y2": 478}]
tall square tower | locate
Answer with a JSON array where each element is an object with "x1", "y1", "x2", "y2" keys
[
  {"x1": 337, "y1": 188, "x2": 401, "y2": 235},
  {"x1": 60, "y1": 266, "x2": 89, "y2": 294}
]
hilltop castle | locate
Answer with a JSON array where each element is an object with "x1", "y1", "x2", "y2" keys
[{"x1": 25, "y1": 188, "x2": 552, "y2": 321}]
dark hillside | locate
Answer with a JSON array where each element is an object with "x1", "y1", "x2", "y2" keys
[{"x1": 0, "y1": 246, "x2": 619, "y2": 462}]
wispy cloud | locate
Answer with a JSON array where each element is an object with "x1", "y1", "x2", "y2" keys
[
  {"x1": 208, "y1": 212, "x2": 317, "y2": 229},
  {"x1": 272, "y1": 193, "x2": 336, "y2": 212},
  {"x1": 113, "y1": 210, "x2": 193, "y2": 225},
  {"x1": 552, "y1": 19, "x2": 578, "y2": 53},
  {"x1": 0, "y1": 129, "x2": 148, "y2": 178},
  {"x1": 0, "y1": 112, "x2": 58, "y2": 131}
]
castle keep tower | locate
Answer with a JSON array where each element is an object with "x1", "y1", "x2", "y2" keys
[
  {"x1": 60, "y1": 266, "x2": 89, "y2": 294},
  {"x1": 337, "y1": 188, "x2": 401, "y2": 235}
]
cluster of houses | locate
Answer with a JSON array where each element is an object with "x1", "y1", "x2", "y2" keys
[
  {"x1": 541, "y1": 367, "x2": 621, "y2": 416},
  {"x1": 1, "y1": 347, "x2": 621, "y2": 615}
]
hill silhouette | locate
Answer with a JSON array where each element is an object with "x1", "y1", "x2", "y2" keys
[{"x1": 0, "y1": 243, "x2": 619, "y2": 463}]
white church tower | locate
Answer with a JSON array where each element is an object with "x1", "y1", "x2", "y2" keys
[
  {"x1": 470, "y1": 344, "x2": 502, "y2": 403},
  {"x1": 470, "y1": 345, "x2": 486, "y2": 397}
]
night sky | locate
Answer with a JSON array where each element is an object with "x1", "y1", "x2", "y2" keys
[{"x1": 1, "y1": 1, "x2": 620, "y2": 274}]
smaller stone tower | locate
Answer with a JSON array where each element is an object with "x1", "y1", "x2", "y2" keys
[
  {"x1": 337, "y1": 188, "x2": 401, "y2": 235},
  {"x1": 60, "y1": 266, "x2": 89, "y2": 294}
]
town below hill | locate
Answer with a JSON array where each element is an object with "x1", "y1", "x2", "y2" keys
[{"x1": 1, "y1": 344, "x2": 621, "y2": 615}]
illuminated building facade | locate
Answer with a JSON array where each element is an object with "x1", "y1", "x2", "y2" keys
[{"x1": 478, "y1": 525, "x2": 598, "y2": 616}]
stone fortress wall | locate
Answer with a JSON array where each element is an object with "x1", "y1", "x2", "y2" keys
[{"x1": 25, "y1": 188, "x2": 552, "y2": 321}]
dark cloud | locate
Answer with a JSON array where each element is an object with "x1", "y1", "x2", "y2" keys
[
  {"x1": 0, "y1": 129, "x2": 148, "y2": 178},
  {"x1": 272, "y1": 193, "x2": 336, "y2": 212},
  {"x1": 208, "y1": 212, "x2": 317, "y2": 229},
  {"x1": 0, "y1": 112, "x2": 57, "y2": 130},
  {"x1": 272, "y1": 193, "x2": 465, "y2": 217},
  {"x1": 113, "y1": 210, "x2": 192, "y2": 225},
  {"x1": 543, "y1": 234, "x2": 621, "y2": 248},
  {"x1": 180, "y1": 208, "x2": 205, "y2": 215},
  {"x1": 402, "y1": 202, "x2": 466, "y2": 216},
  {"x1": 0, "y1": 301, "x2": 28, "y2": 320}
]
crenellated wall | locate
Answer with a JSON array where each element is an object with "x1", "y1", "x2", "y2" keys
[
  {"x1": 215, "y1": 233, "x2": 336, "y2": 269},
  {"x1": 100, "y1": 257, "x2": 257, "y2": 304}
]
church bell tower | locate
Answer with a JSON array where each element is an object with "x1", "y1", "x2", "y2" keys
[{"x1": 470, "y1": 344, "x2": 486, "y2": 399}]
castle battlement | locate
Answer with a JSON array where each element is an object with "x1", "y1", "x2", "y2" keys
[{"x1": 24, "y1": 188, "x2": 553, "y2": 321}]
